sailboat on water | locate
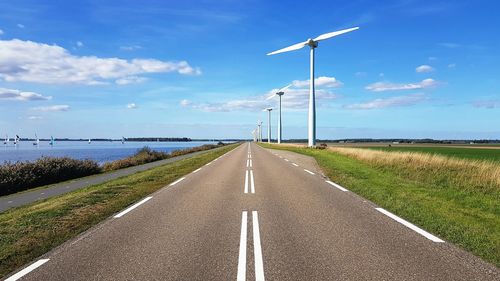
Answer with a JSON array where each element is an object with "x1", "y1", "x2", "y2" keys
[
  {"x1": 121, "y1": 137, "x2": 125, "y2": 144},
  {"x1": 3, "y1": 135, "x2": 7, "y2": 145},
  {"x1": 33, "y1": 133, "x2": 39, "y2": 146},
  {"x1": 14, "y1": 135, "x2": 20, "y2": 145},
  {"x1": 49, "y1": 136, "x2": 55, "y2": 146}
]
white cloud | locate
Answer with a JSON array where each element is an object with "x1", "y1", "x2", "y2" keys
[
  {"x1": 76, "y1": 41, "x2": 83, "y2": 47},
  {"x1": 120, "y1": 45, "x2": 142, "y2": 51},
  {"x1": 415, "y1": 65, "x2": 434, "y2": 73},
  {"x1": 28, "y1": 116, "x2": 42, "y2": 120},
  {"x1": 17, "y1": 24, "x2": 25, "y2": 28},
  {"x1": 292, "y1": 76, "x2": 343, "y2": 88},
  {"x1": 127, "y1": 103, "x2": 138, "y2": 109},
  {"x1": 0, "y1": 39, "x2": 201, "y2": 85},
  {"x1": 116, "y1": 76, "x2": 147, "y2": 85},
  {"x1": 345, "y1": 94, "x2": 428, "y2": 110},
  {"x1": 0, "y1": 29, "x2": 3, "y2": 35},
  {"x1": 448, "y1": 63, "x2": 456, "y2": 68},
  {"x1": 32, "y1": 105, "x2": 70, "y2": 112},
  {"x1": 365, "y1": 78, "x2": 438, "y2": 92},
  {"x1": 182, "y1": 88, "x2": 338, "y2": 112},
  {"x1": 0, "y1": 87, "x2": 51, "y2": 101}
]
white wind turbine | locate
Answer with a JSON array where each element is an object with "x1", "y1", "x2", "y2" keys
[
  {"x1": 264, "y1": 108, "x2": 273, "y2": 143},
  {"x1": 266, "y1": 84, "x2": 292, "y2": 144},
  {"x1": 267, "y1": 27, "x2": 359, "y2": 147}
]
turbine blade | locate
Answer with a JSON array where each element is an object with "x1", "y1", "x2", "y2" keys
[
  {"x1": 267, "y1": 41, "x2": 308, "y2": 56},
  {"x1": 313, "y1": 27, "x2": 359, "y2": 42},
  {"x1": 266, "y1": 93, "x2": 276, "y2": 100},
  {"x1": 278, "y1": 84, "x2": 292, "y2": 92}
]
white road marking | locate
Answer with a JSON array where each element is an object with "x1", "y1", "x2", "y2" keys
[
  {"x1": 193, "y1": 168, "x2": 202, "y2": 173},
  {"x1": 252, "y1": 211, "x2": 265, "y2": 281},
  {"x1": 304, "y1": 169, "x2": 315, "y2": 175},
  {"x1": 7, "y1": 201, "x2": 13, "y2": 204},
  {"x1": 375, "y1": 208, "x2": 445, "y2": 243},
  {"x1": 169, "y1": 177, "x2": 186, "y2": 186},
  {"x1": 5, "y1": 259, "x2": 50, "y2": 281},
  {"x1": 325, "y1": 180, "x2": 348, "y2": 192},
  {"x1": 284, "y1": 159, "x2": 289, "y2": 162},
  {"x1": 237, "y1": 211, "x2": 248, "y2": 281},
  {"x1": 250, "y1": 159, "x2": 253, "y2": 167},
  {"x1": 292, "y1": 163, "x2": 299, "y2": 167},
  {"x1": 247, "y1": 159, "x2": 249, "y2": 167},
  {"x1": 114, "y1": 197, "x2": 152, "y2": 218},
  {"x1": 205, "y1": 162, "x2": 211, "y2": 166},
  {"x1": 248, "y1": 155, "x2": 252, "y2": 159},
  {"x1": 250, "y1": 170, "x2": 255, "y2": 194},
  {"x1": 244, "y1": 170, "x2": 249, "y2": 194}
]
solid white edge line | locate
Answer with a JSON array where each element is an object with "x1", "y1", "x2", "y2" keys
[
  {"x1": 375, "y1": 208, "x2": 445, "y2": 243},
  {"x1": 304, "y1": 169, "x2": 315, "y2": 175},
  {"x1": 5, "y1": 259, "x2": 50, "y2": 281},
  {"x1": 237, "y1": 211, "x2": 248, "y2": 281},
  {"x1": 114, "y1": 197, "x2": 152, "y2": 218},
  {"x1": 169, "y1": 177, "x2": 186, "y2": 186},
  {"x1": 252, "y1": 211, "x2": 265, "y2": 281},
  {"x1": 325, "y1": 180, "x2": 348, "y2": 192},
  {"x1": 292, "y1": 163, "x2": 299, "y2": 167},
  {"x1": 250, "y1": 170, "x2": 255, "y2": 194},
  {"x1": 193, "y1": 168, "x2": 202, "y2": 173},
  {"x1": 244, "y1": 170, "x2": 249, "y2": 194}
]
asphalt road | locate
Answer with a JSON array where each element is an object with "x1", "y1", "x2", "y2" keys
[
  {"x1": 0, "y1": 147, "x2": 225, "y2": 213},
  {"x1": 5, "y1": 142, "x2": 498, "y2": 281}
]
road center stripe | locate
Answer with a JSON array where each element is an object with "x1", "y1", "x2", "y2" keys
[
  {"x1": 375, "y1": 208, "x2": 444, "y2": 243},
  {"x1": 237, "y1": 211, "x2": 248, "y2": 281},
  {"x1": 252, "y1": 211, "x2": 265, "y2": 281},
  {"x1": 292, "y1": 163, "x2": 299, "y2": 167},
  {"x1": 250, "y1": 170, "x2": 255, "y2": 194},
  {"x1": 114, "y1": 197, "x2": 152, "y2": 218},
  {"x1": 304, "y1": 169, "x2": 315, "y2": 175},
  {"x1": 5, "y1": 259, "x2": 50, "y2": 281},
  {"x1": 244, "y1": 170, "x2": 249, "y2": 194}
]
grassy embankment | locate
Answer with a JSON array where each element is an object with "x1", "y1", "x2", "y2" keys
[
  {"x1": 362, "y1": 146, "x2": 500, "y2": 162},
  {"x1": 260, "y1": 143, "x2": 500, "y2": 267},
  {"x1": 0, "y1": 143, "x2": 238, "y2": 278}
]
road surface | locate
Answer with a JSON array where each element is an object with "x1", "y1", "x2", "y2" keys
[
  {"x1": 5, "y1": 142, "x2": 498, "y2": 281},
  {"x1": 0, "y1": 147, "x2": 226, "y2": 213}
]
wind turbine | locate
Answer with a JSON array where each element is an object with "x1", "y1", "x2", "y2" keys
[
  {"x1": 264, "y1": 108, "x2": 273, "y2": 143},
  {"x1": 267, "y1": 84, "x2": 292, "y2": 144},
  {"x1": 267, "y1": 27, "x2": 359, "y2": 147},
  {"x1": 257, "y1": 120, "x2": 263, "y2": 142}
]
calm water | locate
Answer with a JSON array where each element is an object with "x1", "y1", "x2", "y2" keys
[{"x1": 0, "y1": 141, "x2": 218, "y2": 164}]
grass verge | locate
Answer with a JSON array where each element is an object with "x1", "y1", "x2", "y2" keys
[
  {"x1": 260, "y1": 143, "x2": 500, "y2": 267},
  {"x1": 0, "y1": 143, "x2": 238, "y2": 278},
  {"x1": 362, "y1": 146, "x2": 500, "y2": 162}
]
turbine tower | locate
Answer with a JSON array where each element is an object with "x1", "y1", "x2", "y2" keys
[
  {"x1": 257, "y1": 120, "x2": 262, "y2": 142},
  {"x1": 267, "y1": 84, "x2": 292, "y2": 144},
  {"x1": 267, "y1": 27, "x2": 359, "y2": 147},
  {"x1": 265, "y1": 108, "x2": 273, "y2": 143}
]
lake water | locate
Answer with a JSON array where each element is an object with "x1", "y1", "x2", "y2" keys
[{"x1": 0, "y1": 141, "x2": 218, "y2": 164}]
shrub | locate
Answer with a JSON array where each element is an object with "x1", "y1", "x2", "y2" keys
[
  {"x1": 102, "y1": 147, "x2": 169, "y2": 171},
  {"x1": 0, "y1": 157, "x2": 101, "y2": 196}
]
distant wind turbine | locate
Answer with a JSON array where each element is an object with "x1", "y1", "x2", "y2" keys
[
  {"x1": 264, "y1": 108, "x2": 273, "y2": 143},
  {"x1": 267, "y1": 84, "x2": 292, "y2": 144},
  {"x1": 267, "y1": 27, "x2": 359, "y2": 147}
]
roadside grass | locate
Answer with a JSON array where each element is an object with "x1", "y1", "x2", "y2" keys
[
  {"x1": 363, "y1": 146, "x2": 500, "y2": 162},
  {"x1": 0, "y1": 143, "x2": 238, "y2": 278},
  {"x1": 260, "y1": 143, "x2": 500, "y2": 267}
]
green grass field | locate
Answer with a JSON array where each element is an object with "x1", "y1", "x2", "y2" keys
[
  {"x1": 260, "y1": 143, "x2": 500, "y2": 267},
  {"x1": 0, "y1": 143, "x2": 238, "y2": 278},
  {"x1": 363, "y1": 146, "x2": 500, "y2": 162}
]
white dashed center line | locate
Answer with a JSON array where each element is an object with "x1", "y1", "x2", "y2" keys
[{"x1": 304, "y1": 169, "x2": 315, "y2": 175}]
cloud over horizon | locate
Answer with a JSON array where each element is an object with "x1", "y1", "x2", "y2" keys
[
  {"x1": 345, "y1": 93, "x2": 428, "y2": 110},
  {"x1": 32, "y1": 105, "x2": 70, "y2": 112},
  {"x1": 0, "y1": 39, "x2": 201, "y2": 85},
  {"x1": 365, "y1": 79, "x2": 438, "y2": 92},
  {"x1": 0, "y1": 87, "x2": 51, "y2": 101}
]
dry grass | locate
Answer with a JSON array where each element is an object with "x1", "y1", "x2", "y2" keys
[{"x1": 328, "y1": 147, "x2": 500, "y2": 194}]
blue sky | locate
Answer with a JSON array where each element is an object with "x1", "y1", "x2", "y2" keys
[{"x1": 0, "y1": 0, "x2": 498, "y2": 139}]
